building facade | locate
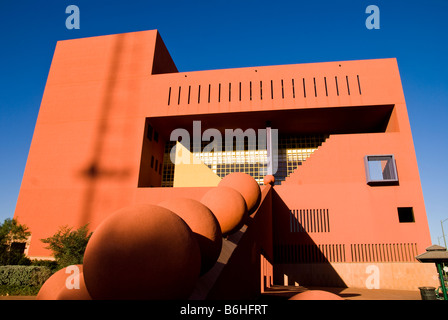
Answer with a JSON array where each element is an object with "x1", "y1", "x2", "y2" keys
[{"x1": 14, "y1": 30, "x2": 437, "y2": 293}]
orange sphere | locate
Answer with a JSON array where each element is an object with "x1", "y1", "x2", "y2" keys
[
  {"x1": 83, "y1": 204, "x2": 201, "y2": 300},
  {"x1": 289, "y1": 290, "x2": 344, "y2": 300},
  {"x1": 36, "y1": 265, "x2": 83, "y2": 300},
  {"x1": 201, "y1": 186, "x2": 247, "y2": 236},
  {"x1": 56, "y1": 272, "x2": 91, "y2": 300},
  {"x1": 218, "y1": 172, "x2": 261, "y2": 214},
  {"x1": 158, "y1": 198, "x2": 222, "y2": 275},
  {"x1": 263, "y1": 175, "x2": 275, "y2": 186}
]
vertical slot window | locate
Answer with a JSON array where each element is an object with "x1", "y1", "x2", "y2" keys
[
  {"x1": 229, "y1": 83, "x2": 231, "y2": 102},
  {"x1": 302, "y1": 78, "x2": 306, "y2": 97},
  {"x1": 357, "y1": 75, "x2": 362, "y2": 95},
  {"x1": 188, "y1": 85, "x2": 191, "y2": 104},
  {"x1": 168, "y1": 87, "x2": 171, "y2": 105},
  {"x1": 249, "y1": 81, "x2": 252, "y2": 101},
  {"x1": 208, "y1": 84, "x2": 211, "y2": 103},
  {"x1": 346, "y1": 76, "x2": 350, "y2": 95},
  {"x1": 292, "y1": 79, "x2": 295, "y2": 98},
  {"x1": 335, "y1": 77, "x2": 339, "y2": 96},
  {"x1": 281, "y1": 79, "x2": 284, "y2": 99},
  {"x1": 324, "y1": 77, "x2": 328, "y2": 96},
  {"x1": 147, "y1": 124, "x2": 153, "y2": 141},
  {"x1": 239, "y1": 82, "x2": 242, "y2": 101}
]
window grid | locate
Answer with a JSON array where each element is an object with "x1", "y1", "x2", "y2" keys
[{"x1": 160, "y1": 134, "x2": 329, "y2": 187}]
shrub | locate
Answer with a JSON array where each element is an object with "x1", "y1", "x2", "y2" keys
[
  {"x1": 41, "y1": 224, "x2": 92, "y2": 270},
  {"x1": 0, "y1": 218, "x2": 31, "y2": 266},
  {"x1": 0, "y1": 265, "x2": 52, "y2": 287},
  {"x1": 31, "y1": 259, "x2": 59, "y2": 273},
  {"x1": 0, "y1": 265, "x2": 52, "y2": 295},
  {"x1": 0, "y1": 285, "x2": 41, "y2": 296}
]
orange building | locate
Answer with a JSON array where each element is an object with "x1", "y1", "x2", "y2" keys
[{"x1": 14, "y1": 30, "x2": 438, "y2": 296}]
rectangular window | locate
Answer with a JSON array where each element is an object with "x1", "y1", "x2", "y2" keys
[
  {"x1": 364, "y1": 155, "x2": 398, "y2": 185},
  {"x1": 398, "y1": 207, "x2": 415, "y2": 223},
  {"x1": 147, "y1": 124, "x2": 153, "y2": 141}
]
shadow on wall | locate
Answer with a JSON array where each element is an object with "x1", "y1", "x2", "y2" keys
[
  {"x1": 78, "y1": 34, "x2": 127, "y2": 226},
  {"x1": 78, "y1": 32, "x2": 179, "y2": 226},
  {"x1": 271, "y1": 188, "x2": 347, "y2": 288}
]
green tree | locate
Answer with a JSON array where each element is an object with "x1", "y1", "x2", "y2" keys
[
  {"x1": 41, "y1": 224, "x2": 92, "y2": 270},
  {"x1": 0, "y1": 218, "x2": 31, "y2": 265}
]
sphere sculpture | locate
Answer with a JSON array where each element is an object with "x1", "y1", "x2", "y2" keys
[
  {"x1": 82, "y1": 204, "x2": 201, "y2": 300},
  {"x1": 36, "y1": 264, "x2": 84, "y2": 300},
  {"x1": 56, "y1": 272, "x2": 91, "y2": 300},
  {"x1": 201, "y1": 186, "x2": 247, "y2": 236},
  {"x1": 158, "y1": 198, "x2": 222, "y2": 275},
  {"x1": 288, "y1": 290, "x2": 344, "y2": 300},
  {"x1": 218, "y1": 172, "x2": 261, "y2": 214},
  {"x1": 263, "y1": 175, "x2": 275, "y2": 186}
]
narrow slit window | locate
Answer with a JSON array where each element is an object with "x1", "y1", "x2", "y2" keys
[
  {"x1": 271, "y1": 80, "x2": 274, "y2": 99},
  {"x1": 168, "y1": 87, "x2": 171, "y2": 105},
  {"x1": 313, "y1": 78, "x2": 317, "y2": 97},
  {"x1": 208, "y1": 84, "x2": 211, "y2": 103},
  {"x1": 188, "y1": 85, "x2": 191, "y2": 104},
  {"x1": 178, "y1": 86, "x2": 181, "y2": 104},
  {"x1": 229, "y1": 83, "x2": 231, "y2": 102},
  {"x1": 357, "y1": 75, "x2": 362, "y2": 95},
  {"x1": 260, "y1": 81, "x2": 263, "y2": 100},
  {"x1": 335, "y1": 76, "x2": 339, "y2": 96},
  {"x1": 302, "y1": 78, "x2": 306, "y2": 97},
  {"x1": 218, "y1": 83, "x2": 221, "y2": 102},
  {"x1": 292, "y1": 79, "x2": 295, "y2": 98},
  {"x1": 346, "y1": 76, "x2": 350, "y2": 95},
  {"x1": 147, "y1": 124, "x2": 153, "y2": 141},
  {"x1": 198, "y1": 85, "x2": 201, "y2": 103},
  {"x1": 250, "y1": 81, "x2": 252, "y2": 101},
  {"x1": 324, "y1": 77, "x2": 328, "y2": 96},
  {"x1": 239, "y1": 82, "x2": 241, "y2": 101},
  {"x1": 281, "y1": 79, "x2": 284, "y2": 99}
]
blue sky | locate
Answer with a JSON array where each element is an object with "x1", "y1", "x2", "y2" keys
[{"x1": 0, "y1": 0, "x2": 447, "y2": 245}]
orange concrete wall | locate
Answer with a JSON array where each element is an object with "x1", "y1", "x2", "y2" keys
[
  {"x1": 276, "y1": 262, "x2": 439, "y2": 290},
  {"x1": 146, "y1": 57, "x2": 404, "y2": 118},
  {"x1": 274, "y1": 132, "x2": 430, "y2": 258},
  {"x1": 14, "y1": 29, "x2": 430, "y2": 265},
  {"x1": 14, "y1": 30, "x2": 176, "y2": 257}
]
